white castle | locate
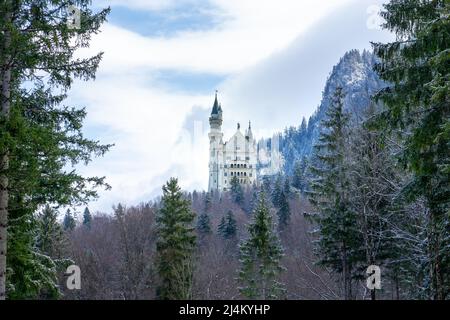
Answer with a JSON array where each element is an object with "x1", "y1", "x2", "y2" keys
[{"x1": 208, "y1": 92, "x2": 258, "y2": 192}]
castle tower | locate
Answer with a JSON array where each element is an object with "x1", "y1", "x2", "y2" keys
[{"x1": 208, "y1": 91, "x2": 223, "y2": 192}]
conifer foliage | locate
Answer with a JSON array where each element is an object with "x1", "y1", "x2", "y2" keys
[
  {"x1": 156, "y1": 178, "x2": 196, "y2": 300},
  {"x1": 309, "y1": 87, "x2": 361, "y2": 299},
  {"x1": 238, "y1": 192, "x2": 284, "y2": 299},
  {"x1": 0, "y1": 0, "x2": 110, "y2": 299},
  {"x1": 373, "y1": 0, "x2": 449, "y2": 300},
  {"x1": 218, "y1": 210, "x2": 237, "y2": 239}
]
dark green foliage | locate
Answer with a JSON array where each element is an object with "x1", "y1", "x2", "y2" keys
[
  {"x1": 276, "y1": 191, "x2": 290, "y2": 230},
  {"x1": 82, "y1": 207, "x2": 92, "y2": 228},
  {"x1": 0, "y1": 0, "x2": 111, "y2": 299},
  {"x1": 230, "y1": 176, "x2": 244, "y2": 205},
  {"x1": 283, "y1": 177, "x2": 291, "y2": 198},
  {"x1": 197, "y1": 212, "x2": 212, "y2": 235},
  {"x1": 204, "y1": 192, "x2": 212, "y2": 212},
  {"x1": 218, "y1": 210, "x2": 237, "y2": 239},
  {"x1": 292, "y1": 157, "x2": 309, "y2": 193},
  {"x1": 271, "y1": 174, "x2": 283, "y2": 207},
  {"x1": 373, "y1": 0, "x2": 449, "y2": 300},
  {"x1": 238, "y1": 192, "x2": 285, "y2": 299},
  {"x1": 63, "y1": 209, "x2": 76, "y2": 231},
  {"x1": 309, "y1": 87, "x2": 362, "y2": 299},
  {"x1": 156, "y1": 178, "x2": 196, "y2": 300}
]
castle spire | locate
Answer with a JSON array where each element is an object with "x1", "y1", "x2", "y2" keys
[{"x1": 211, "y1": 90, "x2": 219, "y2": 116}]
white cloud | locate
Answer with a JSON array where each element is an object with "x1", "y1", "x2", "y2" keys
[
  {"x1": 82, "y1": 0, "x2": 352, "y2": 75},
  {"x1": 73, "y1": 0, "x2": 392, "y2": 213}
]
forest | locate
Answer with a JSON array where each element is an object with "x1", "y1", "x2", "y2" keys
[{"x1": 0, "y1": 0, "x2": 448, "y2": 300}]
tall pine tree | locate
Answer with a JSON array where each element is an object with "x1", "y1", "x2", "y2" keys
[
  {"x1": 309, "y1": 87, "x2": 362, "y2": 300},
  {"x1": 156, "y1": 178, "x2": 196, "y2": 300},
  {"x1": 0, "y1": 0, "x2": 110, "y2": 299},
  {"x1": 373, "y1": 0, "x2": 449, "y2": 300},
  {"x1": 239, "y1": 192, "x2": 284, "y2": 299}
]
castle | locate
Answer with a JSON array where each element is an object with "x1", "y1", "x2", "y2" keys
[{"x1": 208, "y1": 92, "x2": 257, "y2": 192}]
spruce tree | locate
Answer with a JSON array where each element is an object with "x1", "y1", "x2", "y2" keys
[
  {"x1": 239, "y1": 192, "x2": 285, "y2": 299},
  {"x1": 37, "y1": 206, "x2": 67, "y2": 260},
  {"x1": 35, "y1": 205, "x2": 71, "y2": 299},
  {"x1": 309, "y1": 87, "x2": 361, "y2": 300},
  {"x1": 82, "y1": 207, "x2": 92, "y2": 228},
  {"x1": 0, "y1": 1, "x2": 110, "y2": 299},
  {"x1": 63, "y1": 209, "x2": 76, "y2": 232},
  {"x1": 218, "y1": 216, "x2": 227, "y2": 236},
  {"x1": 373, "y1": 0, "x2": 449, "y2": 299},
  {"x1": 271, "y1": 174, "x2": 283, "y2": 207},
  {"x1": 156, "y1": 178, "x2": 196, "y2": 300},
  {"x1": 277, "y1": 190, "x2": 290, "y2": 230},
  {"x1": 283, "y1": 177, "x2": 291, "y2": 199},
  {"x1": 292, "y1": 161, "x2": 303, "y2": 191},
  {"x1": 349, "y1": 104, "x2": 403, "y2": 300},
  {"x1": 219, "y1": 210, "x2": 237, "y2": 240},
  {"x1": 230, "y1": 176, "x2": 244, "y2": 205},
  {"x1": 197, "y1": 212, "x2": 212, "y2": 235}
]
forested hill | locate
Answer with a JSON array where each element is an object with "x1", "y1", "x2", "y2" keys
[{"x1": 259, "y1": 49, "x2": 386, "y2": 176}]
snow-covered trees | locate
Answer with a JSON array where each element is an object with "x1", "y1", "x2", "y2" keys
[
  {"x1": 309, "y1": 87, "x2": 361, "y2": 300},
  {"x1": 373, "y1": 0, "x2": 449, "y2": 300},
  {"x1": 238, "y1": 192, "x2": 285, "y2": 299},
  {"x1": 156, "y1": 178, "x2": 196, "y2": 300}
]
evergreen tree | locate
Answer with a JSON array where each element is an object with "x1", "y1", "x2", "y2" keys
[
  {"x1": 35, "y1": 205, "x2": 71, "y2": 298},
  {"x1": 293, "y1": 157, "x2": 309, "y2": 194},
  {"x1": 197, "y1": 212, "x2": 212, "y2": 235},
  {"x1": 156, "y1": 178, "x2": 196, "y2": 300},
  {"x1": 239, "y1": 192, "x2": 285, "y2": 299},
  {"x1": 373, "y1": 0, "x2": 449, "y2": 299},
  {"x1": 204, "y1": 192, "x2": 212, "y2": 212},
  {"x1": 63, "y1": 209, "x2": 76, "y2": 232},
  {"x1": 37, "y1": 206, "x2": 67, "y2": 259},
  {"x1": 219, "y1": 210, "x2": 237, "y2": 240},
  {"x1": 277, "y1": 190, "x2": 290, "y2": 230},
  {"x1": 292, "y1": 161, "x2": 303, "y2": 191},
  {"x1": 218, "y1": 216, "x2": 227, "y2": 236},
  {"x1": 271, "y1": 174, "x2": 283, "y2": 207},
  {"x1": 0, "y1": 1, "x2": 110, "y2": 299},
  {"x1": 309, "y1": 87, "x2": 361, "y2": 300},
  {"x1": 283, "y1": 177, "x2": 291, "y2": 199},
  {"x1": 349, "y1": 104, "x2": 403, "y2": 300},
  {"x1": 230, "y1": 176, "x2": 244, "y2": 205},
  {"x1": 82, "y1": 207, "x2": 92, "y2": 228}
]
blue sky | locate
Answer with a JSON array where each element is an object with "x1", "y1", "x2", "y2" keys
[{"x1": 70, "y1": 0, "x2": 394, "y2": 214}]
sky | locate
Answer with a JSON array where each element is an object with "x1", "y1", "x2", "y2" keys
[{"x1": 69, "y1": 0, "x2": 394, "y2": 214}]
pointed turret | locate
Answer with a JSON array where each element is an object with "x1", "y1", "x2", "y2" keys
[
  {"x1": 209, "y1": 91, "x2": 223, "y2": 129},
  {"x1": 246, "y1": 121, "x2": 253, "y2": 140},
  {"x1": 211, "y1": 91, "x2": 220, "y2": 116}
]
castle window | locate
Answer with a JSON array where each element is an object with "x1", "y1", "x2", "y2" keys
[
  {"x1": 244, "y1": 172, "x2": 247, "y2": 176},
  {"x1": 224, "y1": 172, "x2": 227, "y2": 177},
  {"x1": 250, "y1": 173, "x2": 252, "y2": 177},
  {"x1": 246, "y1": 157, "x2": 250, "y2": 160},
  {"x1": 244, "y1": 164, "x2": 247, "y2": 168},
  {"x1": 231, "y1": 172, "x2": 233, "y2": 176},
  {"x1": 249, "y1": 165, "x2": 252, "y2": 168}
]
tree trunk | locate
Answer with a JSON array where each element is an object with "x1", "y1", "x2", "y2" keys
[{"x1": 0, "y1": 1, "x2": 12, "y2": 300}]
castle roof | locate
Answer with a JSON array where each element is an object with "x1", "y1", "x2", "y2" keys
[{"x1": 211, "y1": 91, "x2": 220, "y2": 116}]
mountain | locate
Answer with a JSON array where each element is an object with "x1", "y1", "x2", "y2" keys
[{"x1": 257, "y1": 49, "x2": 386, "y2": 176}]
